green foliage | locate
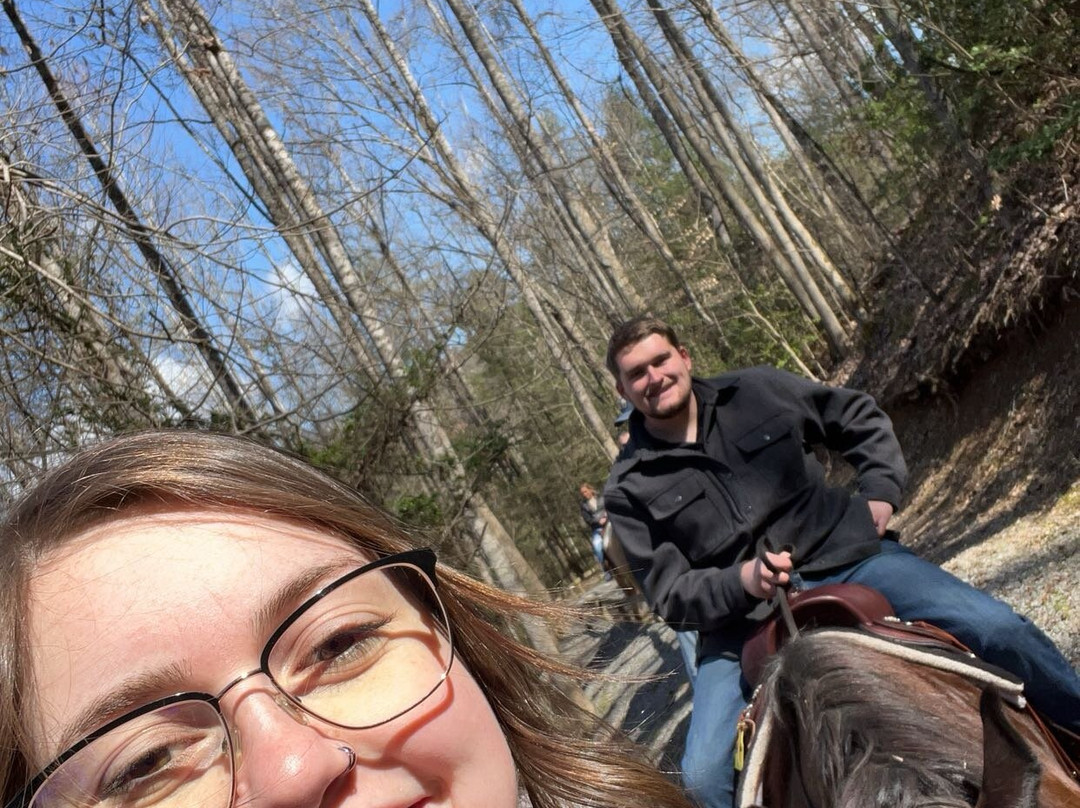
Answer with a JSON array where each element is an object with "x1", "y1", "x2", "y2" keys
[
  {"x1": 454, "y1": 292, "x2": 612, "y2": 584},
  {"x1": 392, "y1": 493, "x2": 444, "y2": 527},
  {"x1": 728, "y1": 289, "x2": 824, "y2": 373},
  {"x1": 452, "y1": 422, "x2": 513, "y2": 481},
  {"x1": 862, "y1": 77, "x2": 938, "y2": 160},
  {"x1": 301, "y1": 376, "x2": 420, "y2": 501},
  {"x1": 896, "y1": 0, "x2": 1076, "y2": 147},
  {"x1": 989, "y1": 95, "x2": 1080, "y2": 169}
]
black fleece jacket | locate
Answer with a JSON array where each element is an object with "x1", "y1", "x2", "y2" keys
[{"x1": 603, "y1": 367, "x2": 906, "y2": 650}]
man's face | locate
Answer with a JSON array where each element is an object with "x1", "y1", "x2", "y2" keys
[{"x1": 614, "y1": 333, "x2": 693, "y2": 420}]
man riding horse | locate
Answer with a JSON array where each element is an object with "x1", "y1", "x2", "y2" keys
[{"x1": 602, "y1": 316, "x2": 1080, "y2": 808}]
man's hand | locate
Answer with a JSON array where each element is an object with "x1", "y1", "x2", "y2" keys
[
  {"x1": 740, "y1": 550, "x2": 793, "y2": 599},
  {"x1": 867, "y1": 500, "x2": 894, "y2": 537}
]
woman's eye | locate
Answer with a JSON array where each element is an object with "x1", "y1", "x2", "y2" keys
[
  {"x1": 93, "y1": 725, "x2": 224, "y2": 803},
  {"x1": 308, "y1": 619, "x2": 387, "y2": 668},
  {"x1": 101, "y1": 746, "x2": 172, "y2": 797},
  {"x1": 313, "y1": 630, "x2": 370, "y2": 662}
]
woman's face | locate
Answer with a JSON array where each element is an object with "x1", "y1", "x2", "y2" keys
[{"x1": 24, "y1": 508, "x2": 518, "y2": 808}]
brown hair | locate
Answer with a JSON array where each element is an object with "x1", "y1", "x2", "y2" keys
[
  {"x1": 0, "y1": 430, "x2": 692, "y2": 808},
  {"x1": 605, "y1": 316, "x2": 682, "y2": 377}
]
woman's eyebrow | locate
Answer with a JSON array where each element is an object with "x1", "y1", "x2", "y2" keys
[
  {"x1": 251, "y1": 558, "x2": 358, "y2": 638},
  {"x1": 55, "y1": 661, "x2": 192, "y2": 757}
]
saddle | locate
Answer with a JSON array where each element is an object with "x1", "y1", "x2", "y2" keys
[
  {"x1": 740, "y1": 582, "x2": 896, "y2": 687},
  {"x1": 734, "y1": 584, "x2": 1080, "y2": 807},
  {"x1": 739, "y1": 558, "x2": 982, "y2": 688}
]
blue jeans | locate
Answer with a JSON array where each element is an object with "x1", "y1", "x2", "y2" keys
[
  {"x1": 590, "y1": 529, "x2": 605, "y2": 566},
  {"x1": 680, "y1": 541, "x2": 1080, "y2": 808},
  {"x1": 676, "y1": 630, "x2": 699, "y2": 687}
]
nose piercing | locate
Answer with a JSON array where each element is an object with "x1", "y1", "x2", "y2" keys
[{"x1": 339, "y1": 745, "x2": 357, "y2": 774}]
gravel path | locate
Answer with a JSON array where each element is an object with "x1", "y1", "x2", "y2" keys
[
  {"x1": 935, "y1": 483, "x2": 1080, "y2": 667},
  {"x1": 561, "y1": 585, "x2": 693, "y2": 769}
]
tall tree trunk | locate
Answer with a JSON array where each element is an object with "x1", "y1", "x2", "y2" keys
[
  {"x1": 354, "y1": 0, "x2": 620, "y2": 459},
  {"x1": 436, "y1": 0, "x2": 645, "y2": 317},
  {"x1": 3, "y1": 0, "x2": 259, "y2": 430},
  {"x1": 783, "y1": 0, "x2": 866, "y2": 111},
  {"x1": 686, "y1": 0, "x2": 872, "y2": 258},
  {"x1": 645, "y1": 0, "x2": 861, "y2": 321},
  {"x1": 137, "y1": 0, "x2": 552, "y2": 608},
  {"x1": 590, "y1": 0, "x2": 851, "y2": 356},
  {"x1": 505, "y1": 0, "x2": 719, "y2": 330},
  {"x1": 870, "y1": 2, "x2": 988, "y2": 194}
]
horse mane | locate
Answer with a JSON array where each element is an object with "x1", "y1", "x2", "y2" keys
[{"x1": 761, "y1": 631, "x2": 986, "y2": 808}]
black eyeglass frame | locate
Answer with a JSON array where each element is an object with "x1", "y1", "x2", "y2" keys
[{"x1": 4, "y1": 547, "x2": 449, "y2": 808}]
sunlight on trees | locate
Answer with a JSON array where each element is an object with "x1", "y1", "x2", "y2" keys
[{"x1": 1, "y1": 0, "x2": 1072, "y2": 588}]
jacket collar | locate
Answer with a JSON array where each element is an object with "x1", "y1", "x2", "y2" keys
[{"x1": 611, "y1": 374, "x2": 740, "y2": 477}]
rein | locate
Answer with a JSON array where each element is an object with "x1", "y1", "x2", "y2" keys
[
  {"x1": 734, "y1": 540, "x2": 797, "y2": 778},
  {"x1": 759, "y1": 541, "x2": 799, "y2": 642}
]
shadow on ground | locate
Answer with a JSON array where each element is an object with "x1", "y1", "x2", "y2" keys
[
  {"x1": 887, "y1": 301, "x2": 1080, "y2": 561},
  {"x1": 562, "y1": 578, "x2": 693, "y2": 769}
]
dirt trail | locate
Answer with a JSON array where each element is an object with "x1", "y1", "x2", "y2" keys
[{"x1": 889, "y1": 300, "x2": 1080, "y2": 665}]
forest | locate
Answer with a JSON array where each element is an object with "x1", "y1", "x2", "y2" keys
[{"x1": 1, "y1": 0, "x2": 1076, "y2": 605}]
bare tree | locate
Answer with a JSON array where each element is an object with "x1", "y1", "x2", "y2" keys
[
  {"x1": 3, "y1": 0, "x2": 262, "y2": 430},
  {"x1": 589, "y1": 0, "x2": 852, "y2": 355},
  {"x1": 133, "y1": 0, "x2": 561, "y2": 630},
  {"x1": 504, "y1": 0, "x2": 719, "y2": 330}
]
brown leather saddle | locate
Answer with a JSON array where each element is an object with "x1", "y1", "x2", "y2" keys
[
  {"x1": 740, "y1": 582, "x2": 898, "y2": 687},
  {"x1": 735, "y1": 582, "x2": 1080, "y2": 802}
]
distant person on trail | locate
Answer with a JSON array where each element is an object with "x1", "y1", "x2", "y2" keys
[
  {"x1": 581, "y1": 474, "x2": 650, "y2": 618},
  {"x1": 579, "y1": 482, "x2": 610, "y2": 577},
  {"x1": 602, "y1": 315, "x2": 1080, "y2": 808},
  {"x1": 616, "y1": 398, "x2": 632, "y2": 448}
]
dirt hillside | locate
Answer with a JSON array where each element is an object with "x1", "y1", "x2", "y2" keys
[
  {"x1": 836, "y1": 149, "x2": 1079, "y2": 664},
  {"x1": 887, "y1": 301, "x2": 1080, "y2": 665}
]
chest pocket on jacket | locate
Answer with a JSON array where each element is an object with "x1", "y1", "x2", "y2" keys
[
  {"x1": 646, "y1": 474, "x2": 706, "y2": 520},
  {"x1": 643, "y1": 472, "x2": 734, "y2": 561},
  {"x1": 734, "y1": 413, "x2": 810, "y2": 494}
]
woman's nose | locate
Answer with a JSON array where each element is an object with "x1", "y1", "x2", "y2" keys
[{"x1": 227, "y1": 688, "x2": 355, "y2": 807}]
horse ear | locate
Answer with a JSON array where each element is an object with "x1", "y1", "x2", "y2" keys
[{"x1": 976, "y1": 690, "x2": 1042, "y2": 808}]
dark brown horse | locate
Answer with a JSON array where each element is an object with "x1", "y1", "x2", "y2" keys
[{"x1": 736, "y1": 629, "x2": 1080, "y2": 808}]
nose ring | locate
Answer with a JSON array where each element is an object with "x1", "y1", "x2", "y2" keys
[{"x1": 339, "y1": 745, "x2": 357, "y2": 774}]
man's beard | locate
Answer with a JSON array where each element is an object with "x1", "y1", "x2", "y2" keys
[{"x1": 646, "y1": 385, "x2": 691, "y2": 419}]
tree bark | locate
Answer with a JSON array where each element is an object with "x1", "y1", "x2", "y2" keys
[
  {"x1": 438, "y1": 0, "x2": 645, "y2": 319},
  {"x1": 504, "y1": 0, "x2": 719, "y2": 330},
  {"x1": 645, "y1": 0, "x2": 861, "y2": 321},
  {"x1": 589, "y1": 0, "x2": 851, "y2": 355},
  {"x1": 354, "y1": 0, "x2": 620, "y2": 459}
]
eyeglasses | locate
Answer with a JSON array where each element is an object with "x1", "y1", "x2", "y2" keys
[{"x1": 6, "y1": 548, "x2": 453, "y2": 808}]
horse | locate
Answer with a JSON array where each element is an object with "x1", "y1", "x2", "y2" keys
[{"x1": 735, "y1": 628, "x2": 1080, "y2": 808}]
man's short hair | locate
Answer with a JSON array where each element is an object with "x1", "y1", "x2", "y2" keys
[{"x1": 605, "y1": 316, "x2": 681, "y2": 377}]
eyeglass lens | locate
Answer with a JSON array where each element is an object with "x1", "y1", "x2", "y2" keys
[{"x1": 27, "y1": 562, "x2": 452, "y2": 808}]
